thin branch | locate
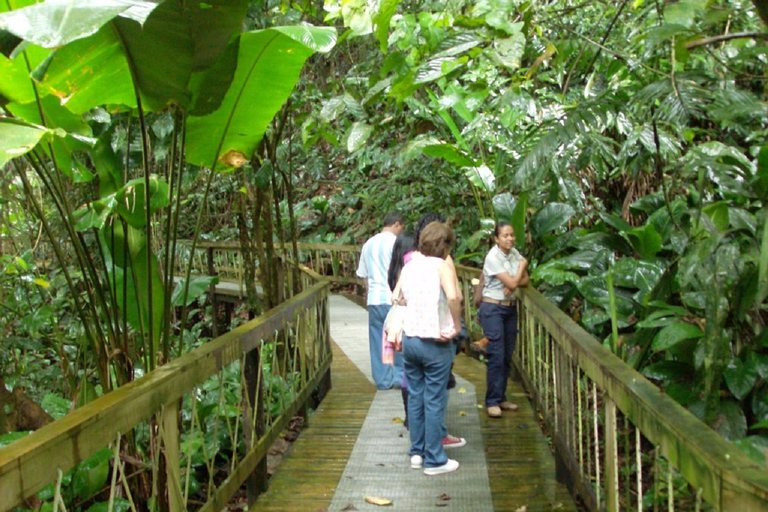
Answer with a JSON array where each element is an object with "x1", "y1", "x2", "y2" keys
[{"x1": 685, "y1": 31, "x2": 768, "y2": 49}]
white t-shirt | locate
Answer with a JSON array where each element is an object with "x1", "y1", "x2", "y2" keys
[
  {"x1": 356, "y1": 231, "x2": 396, "y2": 305},
  {"x1": 482, "y1": 245, "x2": 524, "y2": 301}
]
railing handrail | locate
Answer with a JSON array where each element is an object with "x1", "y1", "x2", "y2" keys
[
  {"x1": 519, "y1": 286, "x2": 768, "y2": 510},
  {"x1": 0, "y1": 280, "x2": 330, "y2": 509}
]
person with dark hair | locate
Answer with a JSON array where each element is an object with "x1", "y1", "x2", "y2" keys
[
  {"x1": 477, "y1": 222, "x2": 529, "y2": 418},
  {"x1": 388, "y1": 231, "x2": 417, "y2": 292},
  {"x1": 356, "y1": 212, "x2": 405, "y2": 389},
  {"x1": 398, "y1": 221, "x2": 462, "y2": 476}
]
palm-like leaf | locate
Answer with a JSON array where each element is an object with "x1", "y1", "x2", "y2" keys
[{"x1": 186, "y1": 26, "x2": 337, "y2": 169}]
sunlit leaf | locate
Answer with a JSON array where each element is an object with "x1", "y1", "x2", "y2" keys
[
  {"x1": 346, "y1": 121, "x2": 373, "y2": 152},
  {"x1": 0, "y1": 0, "x2": 159, "y2": 48}
]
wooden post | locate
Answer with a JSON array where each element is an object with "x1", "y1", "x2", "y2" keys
[
  {"x1": 605, "y1": 398, "x2": 619, "y2": 512},
  {"x1": 244, "y1": 348, "x2": 268, "y2": 504},
  {"x1": 207, "y1": 247, "x2": 219, "y2": 338},
  {"x1": 160, "y1": 402, "x2": 183, "y2": 512}
]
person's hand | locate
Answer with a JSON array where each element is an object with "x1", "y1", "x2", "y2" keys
[
  {"x1": 438, "y1": 326, "x2": 460, "y2": 342},
  {"x1": 502, "y1": 287, "x2": 513, "y2": 296}
]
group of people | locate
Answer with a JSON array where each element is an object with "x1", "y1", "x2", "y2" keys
[{"x1": 356, "y1": 212, "x2": 529, "y2": 476}]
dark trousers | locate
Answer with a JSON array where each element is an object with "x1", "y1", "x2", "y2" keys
[{"x1": 478, "y1": 302, "x2": 518, "y2": 407}]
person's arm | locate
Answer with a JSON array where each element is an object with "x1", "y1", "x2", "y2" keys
[
  {"x1": 473, "y1": 273, "x2": 484, "y2": 307},
  {"x1": 438, "y1": 261, "x2": 462, "y2": 340},
  {"x1": 444, "y1": 254, "x2": 463, "y2": 302},
  {"x1": 494, "y1": 258, "x2": 528, "y2": 292}
]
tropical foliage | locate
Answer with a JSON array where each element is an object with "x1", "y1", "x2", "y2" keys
[{"x1": 1, "y1": 0, "x2": 768, "y2": 508}]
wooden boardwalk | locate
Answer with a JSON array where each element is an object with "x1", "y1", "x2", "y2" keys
[{"x1": 253, "y1": 294, "x2": 577, "y2": 512}]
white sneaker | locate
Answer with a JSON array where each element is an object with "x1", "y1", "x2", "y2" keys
[
  {"x1": 423, "y1": 458, "x2": 459, "y2": 476},
  {"x1": 410, "y1": 454, "x2": 423, "y2": 469}
]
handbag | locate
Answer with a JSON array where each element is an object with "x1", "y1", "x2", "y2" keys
[{"x1": 383, "y1": 277, "x2": 406, "y2": 352}]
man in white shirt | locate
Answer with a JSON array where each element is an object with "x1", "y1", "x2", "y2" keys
[{"x1": 357, "y1": 212, "x2": 405, "y2": 389}]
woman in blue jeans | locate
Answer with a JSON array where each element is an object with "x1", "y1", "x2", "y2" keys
[
  {"x1": 397, "y1": 221, "x2": 462, "y2": 476},
  {"x1": 477, "y1": 222, "x2": 529, "y2": 418}
]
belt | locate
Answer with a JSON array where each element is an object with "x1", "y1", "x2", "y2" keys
[{"x1": 482, "y1": 297, "x2": 516, "y2": 307}]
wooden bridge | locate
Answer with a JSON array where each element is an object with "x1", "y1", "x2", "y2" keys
[{"x1": 1, "y1": 242, "x2": 767, "y2": 512}]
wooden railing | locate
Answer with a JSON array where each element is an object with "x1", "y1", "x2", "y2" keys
[
  {"x1": 175, "y1": 241, "x2": 365, "y2": 299},
  {"x1": 0, "y1": 276, "x2": 331, "y2": 512},
  {"x1": 516, "y1": 287, "x2": 768, "y2": 512}
]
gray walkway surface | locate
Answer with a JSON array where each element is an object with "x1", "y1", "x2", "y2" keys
[{"x1": 328, "y1": 295, "x2": 494, "y2": 511}]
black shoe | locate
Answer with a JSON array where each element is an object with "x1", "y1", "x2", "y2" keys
[{"x1": 447, "y1": 372, "x2": 456, "y2": 390}]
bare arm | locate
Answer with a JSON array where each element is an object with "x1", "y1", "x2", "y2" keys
[
  {"x1": 495, "y1": 258, "x2": 529, "y2": 292},
  {"x1": 444, "y1": 254, "x2": 463, "y2": 302},
  {"x1": 438, "y1": 260, "x2": 462, "y2": 340}
]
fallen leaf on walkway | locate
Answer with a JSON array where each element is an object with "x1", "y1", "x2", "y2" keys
[
  {"x1": 477, "y1": 404, "x2": 483, "y2": 409},
  {"x1": 458, "y1": 387, "x2": 466, "y2": 394},
  {"x1": 436, "y1": 504, "x2": 448, "y2": 507},
  {"x1": 437, "y1": 493, "x2": 451, "y2": 501},
  {"x1": 458, "y1": 410, "x2": 466, "y2": 416},
  {"x1": 515, "y1": 506, "x2": 527, "y2": 512},
  {"x1": 392, "y1": 417, "x2": 404, "y2": 423},
  {"x1": 364, "y1": 496, "x2": 392, "y2": 506},
  {"x1": 341, "y1": 504, "x2": 358, "y2": 511}
]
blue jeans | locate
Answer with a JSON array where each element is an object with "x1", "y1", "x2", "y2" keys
[
  {"x1": 368, "y1": 304, "x2": 403, "y2": 389},
  {"x1": 402, "y1": 334, "x2": 454, "y2": 468},
  {"x1": 478, "y1": 302, "x2": 518, "y2": 407}
]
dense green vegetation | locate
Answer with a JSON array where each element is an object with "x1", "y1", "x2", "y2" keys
[{"x1": 1, "y1": 0, "x2": 767, "y2": 507}]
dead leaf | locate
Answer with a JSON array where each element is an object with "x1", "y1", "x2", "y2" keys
[
  {"x1": 515, "y1": 506, "x2": 527, "y2": 512},
  {"x1": 364, "y1": 496, "x2": 392, "y2": 506},
  {"x1": 341, "y1": 505, "x2": 358, "y2": 511},
  {"x1": 392, "y1": 417, "x2": 404, "y2": 423},
  {"x1": 458, "y1": 410, "x2": 467, "y2": 416},
  {"x1": 458, "y1": 387, "x2": 466, "y2": 394},
  {"x1": 219, "y1": 149, "x2": 248, "y2": 168},
  {"x1": 437, "y1": 493, "x2": 451, "y2": 501},
  {"x1": 436, "y1": 504, "x2": 448, "y2": 508}
]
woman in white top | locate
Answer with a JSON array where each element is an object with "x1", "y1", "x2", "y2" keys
[
  {"x1": 398, "y1": 222, "x2": 462, "y2": 476},
  {"x1": 478, "y1": 222, "x2": 529, "y2": 418}
]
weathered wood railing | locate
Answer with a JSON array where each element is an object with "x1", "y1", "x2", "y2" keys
[
  {"x1": 175, "y1": 241, "x2": 364, "y2": 299},
  {"x1": 0, "y1": 277, "x2": 331, "y2": 512},
  {"x1": 515, "y1": 287, "x2": 768, "y2": 512}
]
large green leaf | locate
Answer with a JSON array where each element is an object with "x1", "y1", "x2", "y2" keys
[
  {"x1": 373, "y1": 0, "x2": 401, "y2": 53},
  {"x1": 35, "y1": 25, "x2": 137, "y2": 113},
  {"x1": 0, "y1": 0, "x2": 158, "y2": 48},
  {"x1": 421, "y1": 143, "x2": 476, "y2": 167},
  {"x1": 171, "y1": 276, "x2": 218, "y2": 307},
  {"x1": 186, "y1": 26, "x2": 337, "y2": 169},
  {"x1": 0, "y1": 117, "x2": 58, "y2": 167},
  {"x1": 35, "y1": 0, "x2": 247, "y2": 114},
  {"x1": 114, "y1": 177, "x2": 171, "y2": 228},
  {"x1": 626, "y1": 223, "x2": 663, "y2": 259},
  {"x1": 346, "y1": 121, "x2": 373, "y2": 152},
  {"x1": 72, "y1": 448, "x2": 112, "y2": 500},
  {"x1": 724, "y1": 358, "x2": 758, "y2": 401},
  {"x1": 651, "y1": 321, "x2": 703, "y2": 352},
  {"x1": 112, "y1": 1, "x2": 193, "y2": 111},
  {"x1": 530, "y1": 203, "x2": 576, "y2": 240},
  {"x1": 0, "y1": 51, "x2": 38, "y2": 104},
  {"x1": 101, "y1": 225, "x2": 164, "y2": 339}
]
